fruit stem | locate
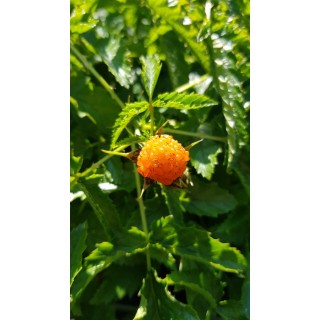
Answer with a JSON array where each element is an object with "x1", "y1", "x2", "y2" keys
[
  {"x1": 162, "y1": 128, "x2": 228, "y2": 143},
  {"x1": 132, "y1": 149, "x2": 152, "y2": 271}
]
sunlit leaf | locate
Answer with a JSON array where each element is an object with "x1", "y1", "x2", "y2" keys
[
  {"x1": 111, "y1": 101, "x2": 149, "y2": 149},
  {"x1": 190, "y1": 140, "x2": 222, "y2": 180},
  {"x1": 141, "y1": 54, "x2": 162, "y2": 102}
]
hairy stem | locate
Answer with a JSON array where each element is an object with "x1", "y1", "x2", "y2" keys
[
  {"x1": 133, "y1": 155, "x2": 151, "y2": 271},
  {"x1": 162, "y1": 128, "x2": 227, "y2": 143}
]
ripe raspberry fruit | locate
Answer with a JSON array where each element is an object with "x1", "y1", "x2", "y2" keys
[{"x1": 137, "y1": 135, "x2": 190, "y2": 185}]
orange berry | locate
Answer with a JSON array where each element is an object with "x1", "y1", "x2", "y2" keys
[{"x1": 137, "y1": 135, "x2": 190, "y2": 185}]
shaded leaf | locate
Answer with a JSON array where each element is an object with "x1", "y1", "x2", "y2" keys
[
  {"x1": 141, "y1": 54, "x2": 162, "y2": 102},
  {"x1": 134, "y1": 269, "x2": 200, "y2": 320},
  {"x1": 70, "y1": 222, "x2": 88, "y2": 286},
  {"x1": 71, "y1": 73, "x2": 120, "y2": 134},
  {"x1": 90, "y1": 264, "x2": 145, "y2": 305},
  {"x1": 160, "y1": 31, "x2": 189, "y2": 88},
  {"x1": 71, "y1": 228, "x2": 146, "y2": 313},
  {"x1": 161, "y1": 187, "x2": 184, "y2": 223},
  {"x1": 162, "y1": 271, "x2": 217, "y2": 309},
  {"x1": 78, "y1": 179, "x2": 123, "y2": 238},
  {"x1": 183, "y1": 178, "x2": 238, "y2": 218},
  {"x1": 218, "y1": 300, "x2": 249, "y2": 320}
]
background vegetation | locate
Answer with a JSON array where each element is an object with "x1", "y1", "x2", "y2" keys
[{"x1": 70, "y1": 0, "x2": 250, "y2": 319}]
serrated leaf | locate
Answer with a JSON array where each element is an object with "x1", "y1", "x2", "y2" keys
[
  {"x1": 154, "y1": 92, "x2": 218, "y2": 110},
  {"x1": 160, "y1": 31, "x2": 189, "y2": 88},
  {"x1": 146, "y1": 0, "x2": 210, "y2": 73},
  {"x1": 113, "y1": 135, "x2": 148, "y2": 148},
  {"x1": 70, "y1": 150, "x2": 83, "y2": 176},
  {"x1": 111, "y1": 101, "x2": 149, "y2": 149},
  {"x1": 90, "y1": 264, "x2": 145, "y2": 305},
  {"x1": 190, "y1": 140, "x2": 222, "y2": 180},
  {"x1": 70, "y1": 73, "x2": 120, "y2": 134},
  {"x1": 149, "y1": 243, "x2": 176, "y2": 269},
  {"x1": 78, "y1": 179, "x2": 123, "y2": 238},
  {"x1": 162, "y1": 271, "x2": 217, "y2": 309},
  {"x1": 183, "y1": 177, "x2": 237, "y2": 218},
  {"x1": 150, "y1": 216, "x2": 246, "y2": 273},
  {"x1": 71, "y1": 228, "x2": 147, "y2": 313},
  {"x1": 134, "y1": 269, "x2": 200, "y2": 320},
  {"x1": 218, "y1": 300, "x2": 249, "y2": 320},
  {"x1": 70, "y1": 222, "x2": 88, "y2": 286},
  {"x1": 70, "y1": 0, "x2": 98, "y2": 35},
  {"x1": 170, "y1": 21, "x2": 211, "y2": 73},
  {"x1": 83, "y1": 35, "x2": 133, "y2": 89},
  {"x1": 161, "y1": 187, "x2": 184, "y2": 223},
  {"x1": 141, "y1": 54, "x2": 162, "y2": 102},
  {"x1": 207, "y1": 31, "x2": 249, "y2": 172}
]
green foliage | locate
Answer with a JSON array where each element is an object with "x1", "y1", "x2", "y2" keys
[
  {"x1": 70, "y1": 0, "x2": 249, "y2": 318},
  {"x1": 141, "y1": 54, "x2": 162, "y2": 102},
  {"x1": 134, "y1": 270, "x2": 200, "y2": 320},
  {"x1": 70, "y1": 222, "x2": 88, "y2": 286},
  {"x1": 153, "y1": 92, "x2": 218, "y2": 110}
]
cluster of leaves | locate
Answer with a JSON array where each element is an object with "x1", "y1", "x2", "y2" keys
[{"x1": 71, "y1": 0, "x2": 249, "y2": 319}]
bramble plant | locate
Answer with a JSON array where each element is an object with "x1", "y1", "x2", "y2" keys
[{"x1": 70, "y1": 0, "x2": 249, "y2": 319}]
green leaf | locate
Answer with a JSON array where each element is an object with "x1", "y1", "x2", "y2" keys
[
  {"x1": 70, "y1": 73, "x2": 120, "y2": 134},
  {"x1": 162, "y1": 271, "x2": 217, "y2": 309},
  {"x1": 160, "y1": 31, "x2": 189, "y2": 88},
  {"x1": 70, "y1": 0, "x2": 98, "y2": 35},
  {"x1": 113, "y1": 135, "x2": 148, "y2": 148},
  {"x1": 183, "y1": 178, "x2": 238, "y2": 218},
  {"x1": 134, "y1": 269, "x2": 200, "y2": 320},
  {"x1": 70, "y1": 222, "x2": 88, "y2": 286},
  {"x1": 153, "y1": 92, "x2": 218, "y2": 110},
  {"x1": 78, "y1": 179, "x2": 123, "y2": 238},
  {"x1": 190, "y1": 140, "x2": 222, "y2": 180},
  {"x1": 111, "y1": 101, "x2": 149, "y2": 149},
  {"x1": 82, "y1": 35, "x2": 133, "y2": 89},
  {"x1": 161, "y1": 187, "x2": 184, "y2": 223},
  {"x1": 70, "y1": 150, "x2": 83, "y2": 176},
  {"x1": 141, "y1": 54, "x2": 162, "y2": 102},
  {"x1": 217, "y1": 300, "x2": 249, "y2": 320},
  {"x1": 146, "y1": 0, "x2": 210, "y2": 73},
  {"x1": 206, "y1": 30, "x2": 249, "y2": 172},
  {"x1": 150, "y1": 216, "x2": 246, "y2": 273},
  {"x1": 170, "y1": 21, "x2": 211, "y2": 73},
  {"x1": 71, "y1": 228, "x2": 147, "y2": 313},
  {"x1": 90, "y1": 264, "x2": 146, "y2": 305},
  {"x1": 149, "y1": 243, "x2": 176, "y2": 269}
]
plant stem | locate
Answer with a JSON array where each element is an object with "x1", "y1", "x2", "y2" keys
[
  {"x1": 175, "y1": 74, "x2": 212, "y2": 93},
  {"x1": 70, "y1": 42, "x2": 125, "y2": 109},
  {"x1": 162, "y1": 128, "x2": 227, "y2": 143},
  {"x1": 149, "y1": 104, "x2": 154, "y2": 136},
  {"x1": 71, "y1": 146, "x2": 128, "y2": 185},
  {"x1": 132, "y1": 156, "x2": 151, "y2": 271}
]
